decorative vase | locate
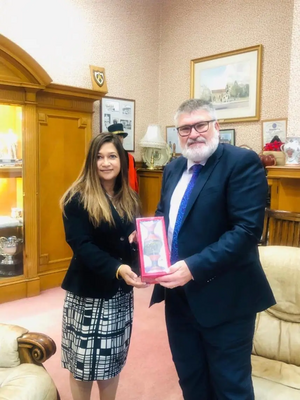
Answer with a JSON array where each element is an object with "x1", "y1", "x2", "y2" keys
[
  {"x1": 280, "y1": 138, "x2": 300, "y2": 165},
  {"x1": 262, "y1": 151, "x2": 285, "y2": 166},
  {"x1": 143, "y1": 221, "x2": 164, "y2": 273},
  {"x1": 260, "y1": 153, "x2": 276, "y2": 168}
]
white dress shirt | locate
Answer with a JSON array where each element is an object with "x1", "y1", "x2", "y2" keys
[{"x1": 168, "y1": 160, "x2": 204, "y2": 252}]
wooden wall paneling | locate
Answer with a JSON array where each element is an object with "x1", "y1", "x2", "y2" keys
[
  {"x1": 0, "y1": 34, "x2": 105, "y2": 303},
  {"x1": 266, "y1": 166, "x2": 300, "y2": 212},
  {"x1": 0, "y1": 278, "x2": 27, "y2": 303},
  {"x1": 22, "y1": 92, "x2": 39, "y2": 293},
  {"x1": 39, "y1": 269, "x2": 69, "y2": 292},
  {"x1": 137, "y1": 169, "x2": 163, "y2": 217},
  {"x1": 38, "y1": 109, "x2": 92, "y2": 274},
  {"x1": 0, "y1": 35, "x2": 104, "y2": 303}
]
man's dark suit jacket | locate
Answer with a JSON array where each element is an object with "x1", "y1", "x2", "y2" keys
[
  {"x1": 61, "y1": 194, "x2": 135, "y2": 299},
  {"x1": 151, "y1": 144, "x2": 275, "y2": 327}
]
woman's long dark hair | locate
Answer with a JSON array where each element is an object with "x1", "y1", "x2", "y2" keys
[{"x1": 60, "y1": 133, "x2": 140, "y2": 226}]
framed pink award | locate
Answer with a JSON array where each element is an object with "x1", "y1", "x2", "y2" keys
[{"x1": 136, "y1": 217, "x2": 170, "y2": 283}]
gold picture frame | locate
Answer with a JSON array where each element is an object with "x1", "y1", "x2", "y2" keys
[
  {"x1": 219, "y1": 129, "x2": 235, "y2": 145},
  {"x1": 191, "y1": 45, "x2": 262, "y2": 124}
]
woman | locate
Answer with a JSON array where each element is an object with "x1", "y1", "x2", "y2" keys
[{"x1": 60, "y1": 132, "x2": 147, "y2": 400}]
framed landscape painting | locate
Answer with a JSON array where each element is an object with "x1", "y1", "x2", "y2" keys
[
  {"x1": 191, "y1": 45, "x2": 262, "y2": 124},
  {"x1": 219, "y1": 129, "x2": 235, "y2": 145}
]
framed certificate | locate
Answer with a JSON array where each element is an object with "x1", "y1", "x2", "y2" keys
[
  {"x1": 136, "y1": 217, "x2": 170, "y2": 283},
  {"x1": 261, "y1": 118, "x2": 287, "y2": 148}
]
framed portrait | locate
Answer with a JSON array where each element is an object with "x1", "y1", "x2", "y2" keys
[
  {"x1": 191, "y1": 45, "x2": 262, "y2": 123},
  {"x1": 166, "y1": 126, "x2": 181, "y2": 155},
  {"x1": 219, "y1": 129, "x2": 235, "y2": 145},
  {"x1": 100, "y1": 97, "x2": 135, "y2": 151},
  {"x1": 261, "y1": 118, "x2": 287, "y2": 148},
  {"x1": 136, "y1": 217, "x2": 170, "y2": 283}
]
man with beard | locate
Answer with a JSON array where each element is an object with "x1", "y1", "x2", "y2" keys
[{"x1": 150, "y1": 99, "x2": 275, "y2": 400}]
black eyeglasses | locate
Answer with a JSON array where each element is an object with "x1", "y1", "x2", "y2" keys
[{"x1": 176, "y1": 120, "x2": 216, "y2": 137}]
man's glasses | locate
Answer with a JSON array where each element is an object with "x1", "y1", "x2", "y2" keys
[{"x1": 177, "y1": 120, "x2": 216, "y2": 137}]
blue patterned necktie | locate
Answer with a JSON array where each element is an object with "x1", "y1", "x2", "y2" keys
[{"x1": 170, "y1": 164, "x2": 202, "y2": 264}]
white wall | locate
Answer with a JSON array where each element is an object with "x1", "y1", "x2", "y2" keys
[
  {"x1": 0, "y1": 0, "x2": 161, "y2": 157},
  {"x1": 158, "y1": 0, "x2": 294, "y2": 152},
  {"x1": 0, "y1": 0, "x2": 294, "y2": 157}
]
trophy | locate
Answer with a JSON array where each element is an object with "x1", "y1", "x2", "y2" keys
[{"x1": 0, "y1": 236, "x2": 21, "y2": 266}]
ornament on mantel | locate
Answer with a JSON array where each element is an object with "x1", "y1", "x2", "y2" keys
[{"x1": 262, "y1": 135, "x2": 285, "y2": 166}]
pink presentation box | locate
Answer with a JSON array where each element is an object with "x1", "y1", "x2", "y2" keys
[{"x1": 136, "y1": 216, "x2": 170, "y2": 283}]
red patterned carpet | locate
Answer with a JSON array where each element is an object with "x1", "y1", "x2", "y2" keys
[{"x1": 0, "y1": 286, "x2": 182, "y2": 400}]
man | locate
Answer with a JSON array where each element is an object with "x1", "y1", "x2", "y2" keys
[
  {"x1": 151, "y1": 99, "x2": 275, "y2": 400},
  {"x1": 107, "y1": 123, "x2": 139, "y2": 192}
]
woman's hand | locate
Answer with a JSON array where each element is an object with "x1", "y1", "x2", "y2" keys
[
  {"x1": 128, "y1": 230, "x2": 137, "y2": 244},
  {"x1": 118, "y1": 264, "x2": 148, "y2": 289}
]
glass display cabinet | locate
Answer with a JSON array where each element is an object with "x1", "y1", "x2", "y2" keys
[{"x1": 0, "y1": 105, "x2": 23, "y2": 277}]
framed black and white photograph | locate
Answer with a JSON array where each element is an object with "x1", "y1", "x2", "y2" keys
[
  {"x1": 219, "y1": 129, "x2": 235, "y2": 145},
  {"x1": 166, "y1": 126, "x2": 181, "y2": 155},
  {"x1": 191, "y1": 45, "x2": 262, "y2": 123},
  {"x1": 100, "y1": 97, "x2": 135, "y2": 151}
]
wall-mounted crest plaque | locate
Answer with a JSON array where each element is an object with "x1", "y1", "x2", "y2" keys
[{"x1": 89, "y1": 65, "x2": 108, "y2": 93}]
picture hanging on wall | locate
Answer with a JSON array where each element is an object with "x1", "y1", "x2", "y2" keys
[
  {"x1": 191, "y1": 45, "x2": 262, "y2": 124},
  {"x1": 219, "y1": 129, "x2": 235, "y2": 145},
  {"x1": 100, "y1": 97, "x2": 135, "y2": 151},
  {"x1": 261, "y1": 118, "x2": 287, "y2": 148},
  {"x1": 166, "y1": 126, "x2": 181, "y2": 155}
]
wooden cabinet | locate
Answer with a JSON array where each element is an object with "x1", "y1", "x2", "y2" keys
[
  {"x1": 0, "y1": 35, "x2": 105, "y2": 303},
  {"x1": 266, "y1": 166, "x2": 300, "y2": 212},
  {"x1": 137, "y1": 168, "x2": 163, "y2": 216}
]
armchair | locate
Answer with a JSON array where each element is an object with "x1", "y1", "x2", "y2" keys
[
  {"x1": 0, "y1": 323, "x2": 59, "y2": 400},
  {"x1": 252, "y1": 246, "x2": 300, "y2": 399}
]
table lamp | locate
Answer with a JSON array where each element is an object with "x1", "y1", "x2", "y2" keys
[{"x1": 140, "y1": 124, "x2": 170, "y2": 169}]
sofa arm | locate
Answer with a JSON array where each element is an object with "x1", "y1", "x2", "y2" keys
[{"x1": 18, "y1": 332, "x2": 56, "y2": 365}]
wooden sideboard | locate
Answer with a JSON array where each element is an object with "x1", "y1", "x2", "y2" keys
[
  {"x1": 137, "y1": 168, "x2": 163, "y2": 217},
  {"x1": 266, "y1": 166, "x2": 300, "y2": 212}
]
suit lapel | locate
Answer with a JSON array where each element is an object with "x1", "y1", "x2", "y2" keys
[{"x1": 181, "y1": 145, "x2": 223, "y2": 227}]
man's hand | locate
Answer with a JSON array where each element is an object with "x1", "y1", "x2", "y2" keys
[
  {"x1": 155, "y1": 260, "x2": 193, "y2": 289},
  {"x1": 118, "y1": 264, "x2": 148, "y2": 289}
]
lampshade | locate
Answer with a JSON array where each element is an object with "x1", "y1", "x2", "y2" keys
[
  {"x1": 140, "y1": 125, "x2": 166, "y2": 149},
  {"x1": 140, "y1": 124, "x2": 170, "y2": 169}
]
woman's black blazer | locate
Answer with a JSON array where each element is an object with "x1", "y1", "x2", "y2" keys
[{"x1": 61, "y1": 195, "x2": 136, "y2": 299}]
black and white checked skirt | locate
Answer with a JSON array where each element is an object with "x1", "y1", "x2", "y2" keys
[{"x1": 61, "y1": 288, "x2": 133, "y2": 381}]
